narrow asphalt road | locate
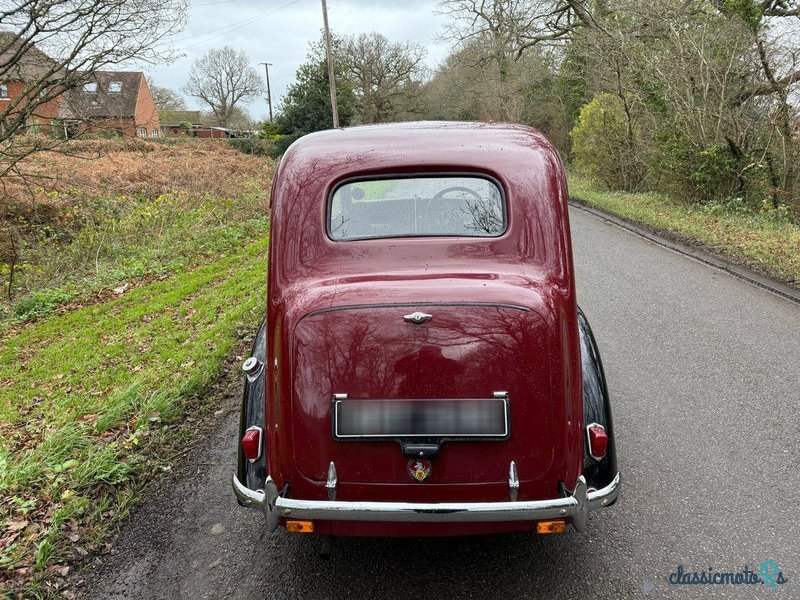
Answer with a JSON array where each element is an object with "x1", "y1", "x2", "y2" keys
[{"x1": 79, "y1": 208, "x2": 800, "y2": 599}]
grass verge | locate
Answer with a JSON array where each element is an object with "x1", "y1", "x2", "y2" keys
[
  {"x1": 568, "y1": 174, "x2": 800, "y2": 287},
  {"x1": 1, "y1": 139, "x2": 273, "y2": 324},
  {"x1": 0, "y1": 232, "x2": 268, "y2": 597}
]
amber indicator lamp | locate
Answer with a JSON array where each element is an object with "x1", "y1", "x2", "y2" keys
[
  {"x1": 536, "y1": 519, "x2": 566, "y2": 534},
  {"x1": 286, "y1": 520, "x2": 315, "y2": 533}
]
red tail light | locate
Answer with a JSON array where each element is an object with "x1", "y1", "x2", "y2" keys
[
  {"x1": 241, "y1": 426, "x2": 263, "y2": 463},
  {"x1": 586, "y1": 423, "x2": 608, "y2": 461}
]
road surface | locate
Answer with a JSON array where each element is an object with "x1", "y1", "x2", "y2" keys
[{"x1": 80, "y1": 207, "x2": 800, "y2": 599}]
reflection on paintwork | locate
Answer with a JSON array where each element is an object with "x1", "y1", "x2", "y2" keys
[{"x1": 291, "y1": 305, "x2": 557, "y2": 484}]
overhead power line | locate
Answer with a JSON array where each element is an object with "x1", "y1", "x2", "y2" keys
[
  {"x1": 176, "y1": 0, "x2": 299, "y2": 49},
  {"x1": 192, "y1": 0, "x2": 238, "y2": 7}
]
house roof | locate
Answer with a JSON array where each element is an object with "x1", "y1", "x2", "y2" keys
[
  {"x1": 159, "y1": 110, "x2": 202, "y2": 126},
  {"x1": 0, "y1": 31, "x2": 61, "y2": 80},
  {"x1": 60, "y1": 71, "x2": 144, "y2": 119}
]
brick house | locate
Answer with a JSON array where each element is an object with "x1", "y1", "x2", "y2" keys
[
  {"x1": 159, "y1": 110, "x2": 202, "y2": 137},
  {"x1": 1, "y1": 33, "x2": 160, "y2": 138},
  {"x1": 193, "y1": 126, "x2": 234, "y2": 139},
  {"x1": 0, "y1": 31, "x2": 64, "y2": 136},
  {"x1": 59, "y1": 71, "x2": 160, "y2": 138}
]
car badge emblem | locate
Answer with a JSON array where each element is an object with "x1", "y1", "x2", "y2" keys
[
  {"x1": 403, "y1": 311, "x2": 432, "y2": 324},
  {"x1": 407, "y1": 459, "x2": 432, "y2": 482}
]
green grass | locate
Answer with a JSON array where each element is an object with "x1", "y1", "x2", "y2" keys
[
  {"x1": 7, "y1": 187, "x2": 268, "y2": 324},
  {"x1": 0, "y1": 231, "x2": 268, "y2": 593},
  {"x1": 568, "y1": 174, "x2": 800, "y2": 286}
]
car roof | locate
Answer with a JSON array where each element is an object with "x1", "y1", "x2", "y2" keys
[
  {"x1": 285, "y1": 121, "x2": 555, "y2": 171},
  {"x1": 270, "y1": 121, "x2": 571, "y2": 292},
  {"x1": 269, "y1": 122, "x2": 575, "y2": 335}
]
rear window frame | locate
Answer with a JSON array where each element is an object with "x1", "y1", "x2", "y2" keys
[{"x1": 326, "y1": 172, "x2": 508, "y2": 242}]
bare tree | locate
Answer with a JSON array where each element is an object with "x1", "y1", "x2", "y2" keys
[
  {"x1": 339, "y1": 32, "x2": 427, "y2": 123},
  {"x1": 563, "y1": 0, "x2": 800, "y2": 205},
  {"x1": 436, "y1": 0, "x2": 594, "y2": 76},
  {"x1": 753, "y1": 0, "x2": 800, "y2": 17},
  {"x1": 149, "y1": 81, "x2": 186, "y2": 111},
  {"x1": 0, "y1": 0, "x2": 187, "y2": 302},
  {"x1": 201, "y1": 105, "x2": 255, "y2": 133},
  {"x1": 423, "y1": 33, "x2": 567, "y2": 139},
  {"x1": 183, "y1": 47, "x2": 262, "y2": 128},
  {"x1": 728, "y1": 1, "x2": 800, "y2": 205},
  {"x1": 430, "y1": 0, "x2": 800, "y2": 212},
  {"x1": 0, "y1": 0, "x2": 188, "y2": 177}
]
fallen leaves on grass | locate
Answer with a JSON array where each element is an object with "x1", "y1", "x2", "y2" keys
[{"x1": 0, "y1": 239, "x2": 267, "y2": 595}]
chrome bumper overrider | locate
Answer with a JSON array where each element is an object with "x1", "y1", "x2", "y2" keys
[{"x1": 232, "y1": 472, "x2": 621, "y2": 533}]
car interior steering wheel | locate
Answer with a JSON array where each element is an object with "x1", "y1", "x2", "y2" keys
[{"x1": 421, "y1": 186, "x2": 483, "y2": 233}]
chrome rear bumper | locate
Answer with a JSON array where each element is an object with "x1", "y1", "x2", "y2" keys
[{"x1": 232, "y1": 472, "x2": 621, "y2": 533}]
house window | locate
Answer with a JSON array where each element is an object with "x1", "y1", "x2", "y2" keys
[
  {"x1": 109, "y1": 81, "x2": 123, "y2": 93},
  {"x1": 83, "y1": 82, "x2": 98, "y2": 93},
  {"x1": 0, "y1": 83, "x2": 8, "y2": 99},
  {"x1": 138, "y1": 127, "x2": 146, "y2": 137},
  {"x1": 150, "y1": 128, "x2": 158, "y2": 137},
  {"x1": 64, "y1": 120, "x2": 81, "y2": 139}
]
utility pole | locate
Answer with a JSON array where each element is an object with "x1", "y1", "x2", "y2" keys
[
  {"x1": 320, "y1": 0, "x2": 339, "y2": 128},
  {"x1": 259, "y1": 62, "x2": 273, "y2": 123}
]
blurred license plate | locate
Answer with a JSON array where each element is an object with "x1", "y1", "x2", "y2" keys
[{"x1": 334, "y1": 398, "x2": 508, "y2": 439}]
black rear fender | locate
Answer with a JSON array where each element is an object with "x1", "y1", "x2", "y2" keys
[
  {"x1": 578, "y1": 307, "x2": 618, "y2": 490},
  {"x1": 236, "y1": 320, "x2": 267, "y2": 497}
]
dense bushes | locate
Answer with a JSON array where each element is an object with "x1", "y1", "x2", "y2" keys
[
  {"x1": 570, "y1": 94, "x2": 645, "y2": 192},
  {"x1": 225, "y1": 137, "x2": 274, "y2": 156},
  {"x1": 562, "y1": 2, "x2": 798, "y2": 215},
  {"x1": 569, "y1": 92, "x2": 785, "y2": 211},
  {"x1": 268, "y1": 132, "x2": 305, "y2": 158},
  {"x1": 649, "y1": 131, "x2": 744, "y2": 204}
]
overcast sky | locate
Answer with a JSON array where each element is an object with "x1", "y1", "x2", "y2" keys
[{"x1": 147, "y1": 0, "x2": 449, "y2": 119}]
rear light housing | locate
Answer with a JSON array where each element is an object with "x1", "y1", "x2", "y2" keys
[
  {"x1": 241, "y1": 426, "x2": 263, "y2": 463},
  {"x1": 586, "y1": 423, "x2": 608, "y2": 461}
]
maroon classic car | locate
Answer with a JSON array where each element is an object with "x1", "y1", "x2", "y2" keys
[{"x1": 233, "y1": 122, "x2": 621, "y2": 537}]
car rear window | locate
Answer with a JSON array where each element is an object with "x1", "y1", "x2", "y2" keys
[{"x1": 328, "y1": 176, "x2": 506, "y2": 241}]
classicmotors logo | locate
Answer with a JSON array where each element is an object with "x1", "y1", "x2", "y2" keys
[{"x1": 669, "y1": 561, "x2": 789, "y2": 589}]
